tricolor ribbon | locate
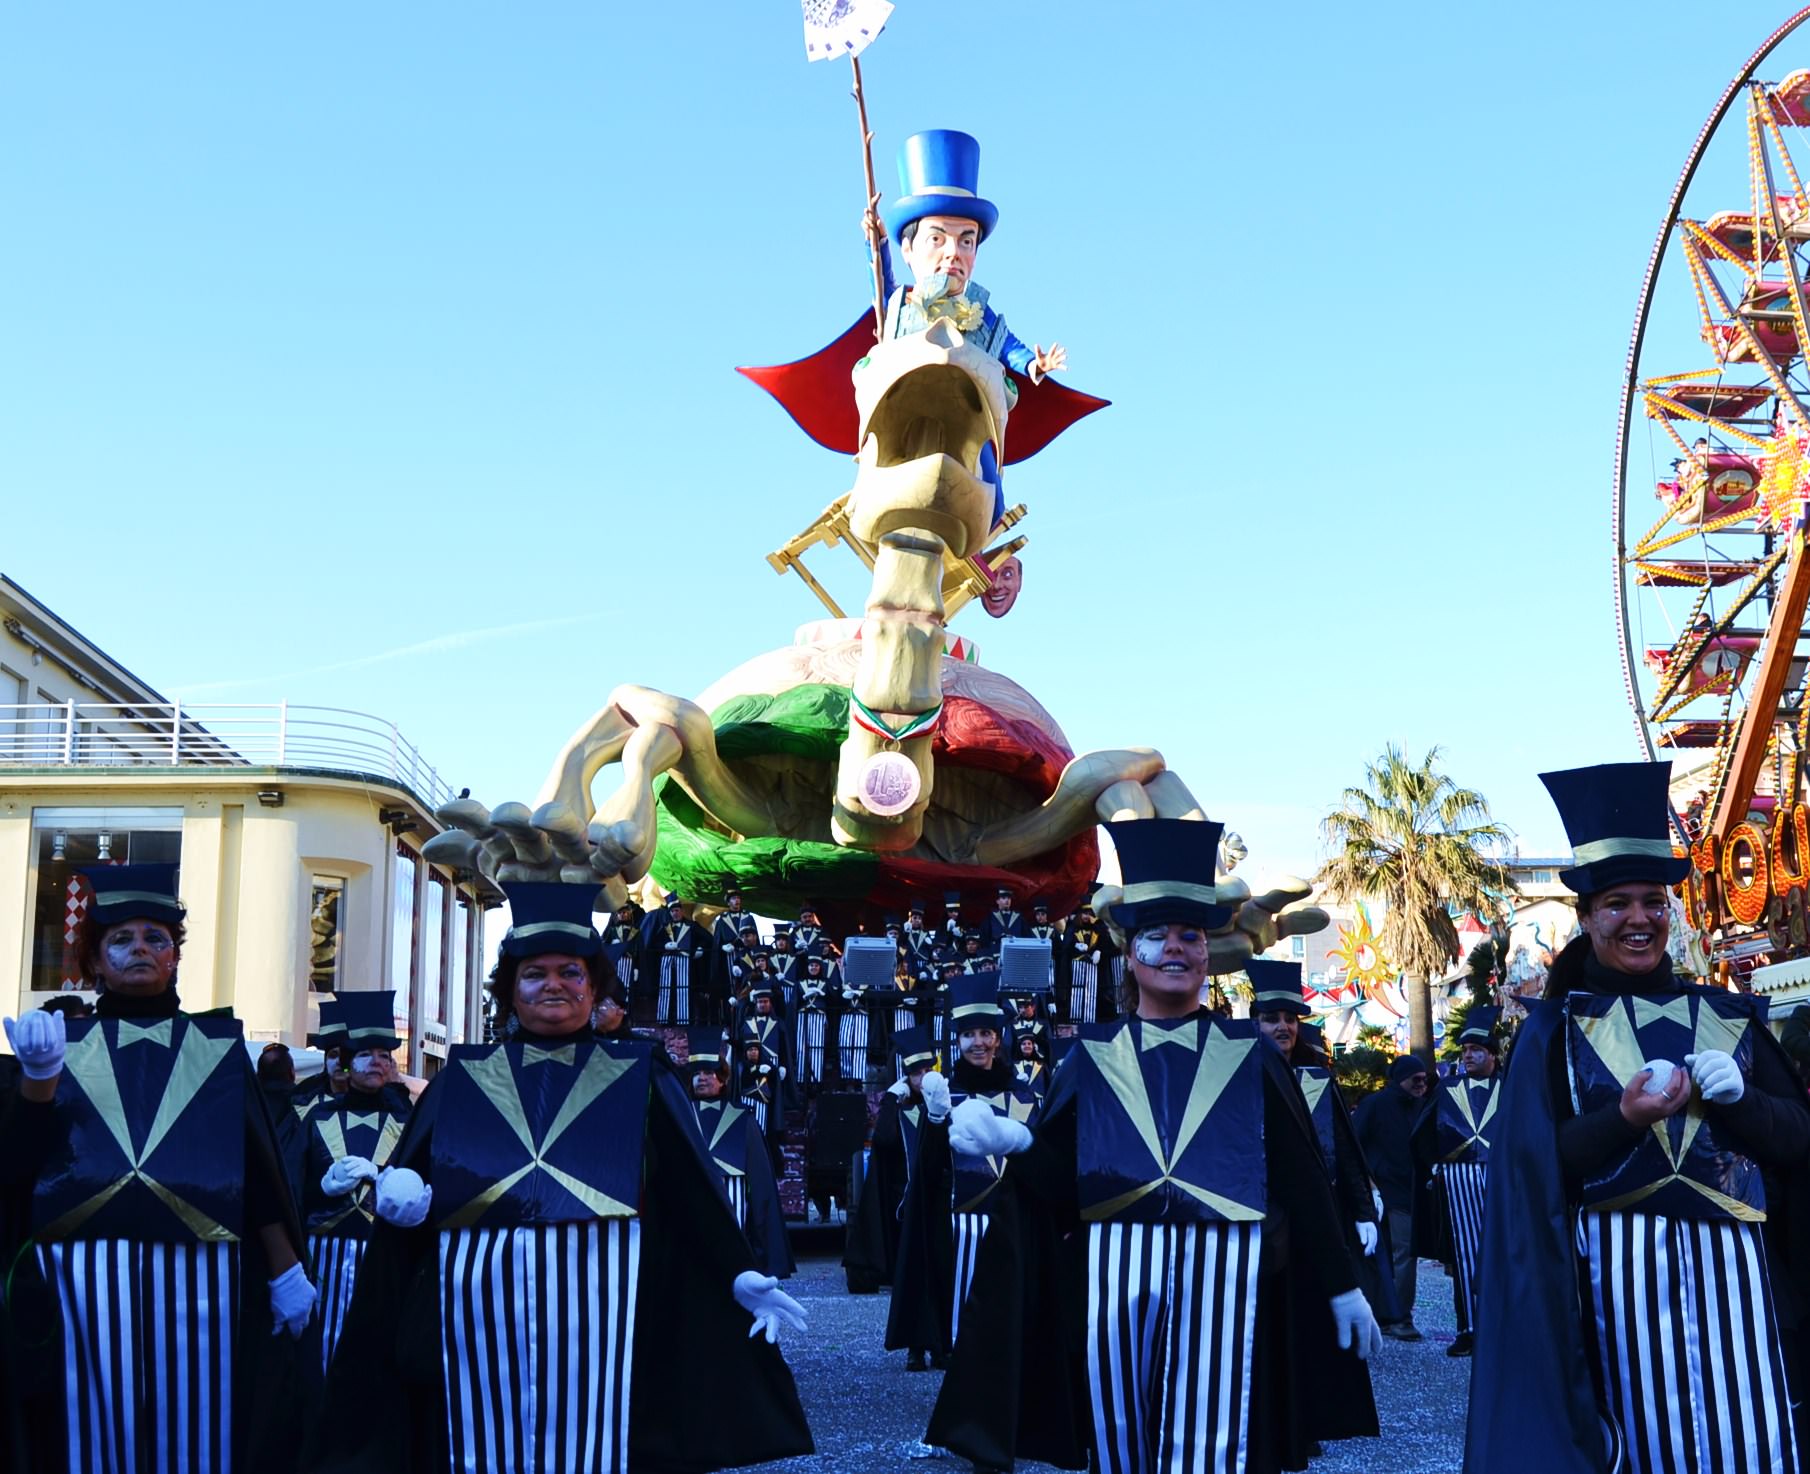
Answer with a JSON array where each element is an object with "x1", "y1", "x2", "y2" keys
[{"x1": 849, "y1": 692, "x2": 943, "y2": 742}]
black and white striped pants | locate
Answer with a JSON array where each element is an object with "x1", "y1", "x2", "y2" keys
[
  {"x1": 657, "y1": 959, "x2": 689, "y2": 1024},
  {"x1": 38, "y1": 1237, "x2": 238, "y2": 1474},
  {"x1": 839, "y1": 1012, "x2": 869, "y2": 1078},
  {"x1": 1086, "y1": 1220, "x2": 1262, "y2": 1474},
  {"x1": 1439, "y1": 1161, "x2": 1487, "y2": 1334},
  {"x1": 1071, "y1": 961, "x2": 1100, "y2": 1023},
  {"x1": 725, "y1": 1176, "x2": 748, "y2": 1229},
  {"x1": 440, "y1": 1219, "x2": 639, "y2": 1474},
  {"x1": 308, "y1": 1233, "x2": 367, "y2": 1373},
  {"x1": 797, "y1": 1010, "x2": 826, "y2": 1086},
  {"x1": 1579, "y1": 1210, "x2": 1799, "y2": 1474},
  {"x1": 951, "y1": 1212, "x2": 990, "y2": 1345}
]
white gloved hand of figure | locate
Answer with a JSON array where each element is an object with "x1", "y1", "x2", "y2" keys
[
  {"x1": 268, "y1": 1262, "x2": 316, "y2": 1339},
  {"x1": 919, "y1": 1070, "x2": 952, "y2": 1123},
  {"x1": 949, "y1": 1097, "x2": 1032, "y2": 1158},
  {"x1": 1355, "y1": 1221, "x2": 1379, "y2": 1257},
  {"x1": 1330, "y1": 1289, "x2": 1383, "y2": 1360},
  {"x1": 1371, "y1": 1187, "x2": 1385, "y2": 1220},
  {"x1": 1684, "y1": 1050, "x2": 1744, "y2": 1104},
  {"x1": 4, "y1": 1010, "x2": 67, "y2": 1080},
  {"x1": 374, "y1": 1166, "x2": 433, "y2": 1228},
  {"x1": 1090, "y1": 950, "x2": 1101, "y2": 965},
  {"x1": 886, "y1": 1077, "x2": 912, "y2": 1098},
  {"x1": 732, "y1": 1270, "x2": 809, "y2": 1344},
  {"x1": 320, "y1": 1154, "x2": 379, "y2": 1197}
]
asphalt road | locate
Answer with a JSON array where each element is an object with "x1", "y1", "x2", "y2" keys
[{"x1": 758, "y1": 1252, "x2": 1470, "y2": 1473}]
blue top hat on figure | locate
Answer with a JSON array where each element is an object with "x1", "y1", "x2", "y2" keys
[
  {"x1": 80, "y1": 863, "x2": 184, "y2": 929},
  {"x1": 1097, "y1": 818, "x2": 1233, "y2": 933},
  {"x1": 882, "y1": 130, "x2": 999, "y2": 244},
  {"x1": 339, "y1": 990, "x2": 401, "y2": 1051},
  {"x1": 1539, "y1": 762, "x2": 1690, "y2": 895},
  {"x1": 1458, "y1": 1005, "x2": 1501, "y2": 1050},
  {"x1": 948, "y1": 972, "x2": 1004, "y2": 1030},
  {"x1": 498, "y1": 881, "x2": 603, "y2": 961},
  {"x1": 1246, "y1": 959, "x2": 1310, "y2": 1017}
]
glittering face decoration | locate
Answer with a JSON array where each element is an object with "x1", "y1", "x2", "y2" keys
[
  {"x1": 1128, "y1": 923, "x2": 1211, "y2": 1008},
  {"x1": 1460, "y1": 1042, "x2": 1497, "y2": 1079},
  {"x1": 1579, "y1": 884, "x2": 1672, "y2": 975},
  {"x1": 349, "y1": 1049, "x2": 391, "y2": 1091},
  {"x1": 95, "y1": 919, "x2": 179, "y2": 994},
  {"x1": 981, "y1": 556, "x2": 1023, "y2": 619},
  {"x1": 512, "y1": 953, "x2": 595, "y2": 1033}
]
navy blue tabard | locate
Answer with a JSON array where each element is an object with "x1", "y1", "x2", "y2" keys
[
  {"x1": 1433, "y1": 1076, "x2": 1500, "y2": 1165},
  {"x1": 430, "y1": 1038, "x2": 651, "y2": 1230},
  {"x1": 34, "y1": 1015, "x2": 247, "y2": 1244},
  {"x1": 307, "y1": 1101, "x2": 410, "y2": 1236},
  {"x1": 694, "y1": 1099, "x2": 751, "y2": 1179},
  {"x1": 1074, "y1": 1015, "x2": 1266, "y2": 1225},
  {"x1": 1295, "y1": 1065, "x2": 1339, "y2": 1180},
  {"x1": 949, "y1": 1079, "x2": 1040, "y2": 1215},
  {"x1": 1566, "y1": 989, "x2": 1766, "y2": 1222}
]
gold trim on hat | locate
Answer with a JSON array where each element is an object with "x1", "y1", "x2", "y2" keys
[
  {"x1": 1570, "y1": 837, "x2": 1677, "y2": 865},
  {"x1": 508, "y1": 920, "x2": 596, "y2": 942}
]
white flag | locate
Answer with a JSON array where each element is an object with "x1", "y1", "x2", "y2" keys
[{"x1": 802, "y1": 0, "x2": 893, "y2": 62}]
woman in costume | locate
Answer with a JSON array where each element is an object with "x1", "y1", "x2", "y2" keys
[
  {"x1": 686, "y1": 1027, "x2": 795, "y2": 1278},
  {"x1": 926, "y1": 820, "x2": 1379, "y2": 1474},
  {"x1": 844, "y1": 1026, "x2": 937, "y2": 1300},
  {"x1": 1467, "y1": 762, "x2": 1810, "y2": 1474},
  {"x1": 311, "y1": 880, "x2": 811, "y2": 1474},
  {"x1": 0, "y1": 863, "x2": 316, "y2": 1474},
  {"x1": 301, "y1": 990, "x2": 412, "y2": 1372}
]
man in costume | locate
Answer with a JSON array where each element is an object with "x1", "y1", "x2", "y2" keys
[
  {"x1": 924, "y1": 820, "x2": 1379, "y2": 1474},
  {"x1": 1058, "y1": 896, "x2": 1112, "y2": 1023},
  {"x1": 603, "y1": 900, "x2": 642, "y2": 1002},
  {"x1": 1413, "y1": 1004, "x2": 1501, "y2": 1358},
  {"x1": 984, "y1": 885, "x2": 1026, "y2": 948},
  {"x1": 1352, "y1": 1052, "x2": 1431, "y2": 1340},
  {"x1": 793, "y1": 902, "x2": 827, "y2": 959},
  {"x1": 938, "y1": 891, "x2": 968, "y2": 951},
  {"x1": 793, "y1": 947, "x2": 832, "y2": 1089},
  {"x1": 886, "y1": 972, "x2": 1026, "y2": 1369},
  {"x1": 311, "y1": 880, "x2": 810, "y2": 1474},
  {"x1": 705, "y1": 888, "x2": 753, "y2": 1027},
  {"x1": 1, "y1": 863, "x2": 318, "y2": 1474},
  {"x1": 642, "y1": 893, "x2": 708, "y2": 1025},
  {"x1": 688, "y1": 1027, "x2": 795, "y2": 1278},
  {"x1": 303, "y1": 989, "x2": 412, "y2": 1372},
  {"x1": 844, "y1": 1027, "x2": 939, "y2": 1303},
  {"x1": 1468, "y1": 763, "x2": 1810, "y2": 1474}
]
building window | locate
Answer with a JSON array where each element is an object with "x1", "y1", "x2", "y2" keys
[
  {"x1": 27, "y1": 807, "x2": 183, "y2": 996},
  {"x1": 309, "y1": 877, "x2": 346, "y2": 993},
  {"x1": 392, "y1": 844, "x2": 418, "y2": 1058},
  {"x1": 1290, "y1": 935, "x2": 1306, "y2": 959}
]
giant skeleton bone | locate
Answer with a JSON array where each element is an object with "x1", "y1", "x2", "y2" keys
[{"x1": 422, "y1": 324, "x2": 1326, "y2": 969}]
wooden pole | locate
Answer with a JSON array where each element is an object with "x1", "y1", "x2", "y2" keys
[{"x1": 851, "y1": 55, "x2": 887, "y2": 341}]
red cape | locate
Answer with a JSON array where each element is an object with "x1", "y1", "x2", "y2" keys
[{"x1": 738, "y1": 313, "x2": 1109, "y2": 464}]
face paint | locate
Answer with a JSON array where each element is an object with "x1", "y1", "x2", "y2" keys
[
  {"x1": 1133, "y1": 929, "x2": 1170, "y2": 967},
  {"x1": 352, "y1": 1052, "x2": 380, "y2": 1072}
]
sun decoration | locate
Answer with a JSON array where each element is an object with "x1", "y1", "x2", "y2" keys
[{"x1": 1326, "y1": 904, "x2": 1396, "y2": 993}]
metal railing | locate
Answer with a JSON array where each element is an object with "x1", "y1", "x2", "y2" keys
[{"x1": 0, "y1": 702, "x2": 456, "y2": 808}]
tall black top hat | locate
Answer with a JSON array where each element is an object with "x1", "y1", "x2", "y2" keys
[
  {"x1": 1098, "y1": 819, "x2": 1232, "y2": 931},
  {"x1": 1245, "y1": 959, "x2": 1310, "y2": 1017},
  {"x1": 687, "y1": 1027, "x2": 727, "y2": 1072},
  {"x1": 1458, "y1": 1005, "x2": 1502, "y2": 1048},
  {"x1": 1539, "y1": 762, "x2": 1690, "y2": 895},
  {"x1": 338, "y1": 991, "x2": 401, "y2": 1051},
  {"x1": 949, "y1": 972, "x2": 1004, "y2": 1028},
  {"x1": 499, "y1": 881, "x2": 603, "y2": 961},
  {"x1": 893, "y1": 1027, "x2": 937, "y2": 1071},
  {"x1": 312, "y1": 998, "x2": 348, "y2": 1051},
  {"x1": 80, "y1": 864, "x2": 184, "y2": 929}
]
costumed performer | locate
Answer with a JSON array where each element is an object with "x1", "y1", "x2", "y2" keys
[
  {"x1": 309, "y1": 881, "x2": 811, "y2": 1474},
  {"x1": 302, "y1": 989, "x2": 412, "y2": 1372},
  {"x1": 0, "y1": 863, "x2": 317, "y2": 1474},
  {"x1": 844, "y1": 1026, "x2": 938, "y2": 1300},
  {"x1": 687, "y1": 1027, "x2": 795, "y2": 1278},
  {"x1": 1466, "y1": 762, "x2": 1810, "y2": 1474},
  {"x1": 925, "y1": 819, "x2": 1380, "y2": 1474}
]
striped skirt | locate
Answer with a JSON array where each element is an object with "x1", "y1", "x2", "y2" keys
[
  {"x1": 838, "y1": 1010, "x2": 870, "y2": 1079},
  {"x1": 308, "y1": 1233, "x2": 367, "y2": 1373},
  {"x1": 1086, "y1": 1220, "x2": 1262, "y2": 1474},
  {"x1": 796, "y1": 1009, "x2": 827, "y2": 1086},
  {"x1": 1070, "y1": 961, "x2": 1100, "y2": 1023},
  {"x1": 440, "y1": 1219, "x2": 640, "y2": 1474},
  {"x1": 657, "y1": 958, "x2": 689, "y2": 1024},
  {"x1": 1439, "y1": 1161, "x2": 1487, "y2": 1334},
  {"x1": 951, "y1": 1211, "x2": 990, "y2": 1345},
  {"x1": 725, "y1": 1176, "x2": 748, "y2": 1229},
  {"x1": 38, "y1": 1237, "x2": 239, "y2": 1474},
  {"x1": 1578, "y1": 1210, "x2": 1798, "y2": 1474}
]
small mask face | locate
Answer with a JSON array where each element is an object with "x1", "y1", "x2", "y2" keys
[
  {"x1": 901, "y1": 214, "x2": 982, "y2": 294},
  {"x1": 981, "y1": 556, "x2": 1023, "y2": 619}
]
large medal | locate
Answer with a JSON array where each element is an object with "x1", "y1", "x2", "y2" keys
[{"x1": 860, "y1": 749, "x2": 921, "y2": 815}]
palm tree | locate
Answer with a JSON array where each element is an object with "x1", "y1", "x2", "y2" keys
[{"x1": 1319, "y1": 745, "x2": 1515, "y2": 1061}]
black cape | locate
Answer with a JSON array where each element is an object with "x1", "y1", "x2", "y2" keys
[
  {"x1": 307, "y1": 1028, "x2": 811, "y2": 1473},
  {"x1": 926, "y1": 1017, "x2": 1364, "y2": 1473},
  {"x1": 694, "y1": 1096, "x2": 797, "y2": 1278},
  {"x1": 843, "y1": 1090, "x2": 918, "y2": 1291}
]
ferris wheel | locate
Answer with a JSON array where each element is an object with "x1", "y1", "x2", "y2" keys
[{"x1": 1615, "y1": 9, "x2": 1810, "y2": 961}]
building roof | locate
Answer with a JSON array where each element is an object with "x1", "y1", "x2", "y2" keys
[{"x1": 1, "y1": 574, "x2": 170, "y2": 704}]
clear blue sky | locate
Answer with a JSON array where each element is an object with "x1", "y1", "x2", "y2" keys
[{"x1": 4, "y1": 0, "x2": 1798, "y2": 878}]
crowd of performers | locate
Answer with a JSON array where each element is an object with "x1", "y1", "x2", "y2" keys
[{"x1": 5, "y1": 764, "x2": 1810, "y2": 1472}]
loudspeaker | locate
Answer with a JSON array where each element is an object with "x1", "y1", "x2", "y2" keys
[{"x1": 810, "y1": 1091, "x2": 870, "y2": 1169}]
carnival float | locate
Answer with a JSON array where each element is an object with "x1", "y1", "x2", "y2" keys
[{"x1": 420, "y1": 3, "x2": 1326, "y2": 970}]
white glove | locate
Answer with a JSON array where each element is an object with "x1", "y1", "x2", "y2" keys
[
  {"x1": 1371, "y1": 1187, "x2": 1385, "y2": 1220},
  {"x1": 949, "y1": 1096, "x2": 1032, "y2": 1157},
  {"x1": 1091, "y1": 950, "x2": 1101, "y2": 965},
  {"x1": 722, "y1": 943, "x2": 736, "y2": 953},
  {"x1": 4, "y1": 1011, "x2": 67, "y2": 1080},
  {"x1": 778, "y1": 1065, "x2": 788, "y2": 1081},
  {"x1": 374, "y1": 1166, "x2": 433, "y2": 1228},
  {"x1": 320, "y1": 1154, "x2": 379, "y2": 1197},
  {"x1": 1685, "y1": 1050, "x2": 1745, "y2": 1104},
  {"x1": 732, "y1": 1270, "x2": 809, "y2": 1344},
  {"x1": 1356, "y1": 1221, "x2": 1379, "y2": 1257},
  {"x1": 268, "y1": 1262, "x2": 316, "y2": 1339},
  {"x1": 1330, "y1": 1288, "x2": 1383, "y2": 1360},
  {"x1": 919, "y1": 1070, "x2": 952, "y2": 1122},
  {"x1": 887, "y1": 1077, "x2": 912, "y2": 1098}
]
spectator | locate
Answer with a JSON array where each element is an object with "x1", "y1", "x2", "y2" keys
[{"x1": 1353, "y1": 1052, "x2": 1431, "y2": 1340}]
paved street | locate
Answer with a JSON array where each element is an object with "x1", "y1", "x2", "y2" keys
[{"x1": 761, "y1": 1252, "x2": 1469, "y2": 1473}]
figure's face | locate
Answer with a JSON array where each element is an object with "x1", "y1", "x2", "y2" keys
[
  {"x1": 513, "y1": 953, "x2": 595, "y2": 1033},
  {"x1": 1397, "y1": 1069, "x2": 1429, "y2": 1099},
  {"x1": 959, "y1": 1026, "x2": 999, "y2": 1070},
  {"x1": 964, "y1": 937, "x2": 980, "y2": 954},
  {"x1": 349, "y1": 1049, "x2": 391, "y2": 1092},
  {"x1": 902, "y1": 214, "x2": 982, "y2": 292},
  {"x1": 93, "y1": 918, "x2": 180, "y2": 995},
  {"x1": 1128, "y1": 923, "x2": 1211, "y2": 1012},
  {"x1": 669, "y1": 903, "x2": 685, "y2": 920},
  {"x1": 1460, "y1": 1043, "x2": 1497, "y2": 1079},
  {"x1": 727, "y1": 896, "x2": 743, "y2": 913},
  {"x1": 995, "y1": 894, "x2": 1012, "y2": 912},
  {"x1": 1017, "y1": 1035, "x2": 1037, "y2": 1058},
  {"x1": 1580, "y1": 884, "x2": 1671, "y2": 974},
  {"x1": 1255, "y1": 1009, "x2": 1299, "y2": 1055},
  {"x1": 981, "y1": 556, "x2": 1023, "y2": 618},
  {"x1": 694, "y1": 1069, "x2": 724, "y2": 1099},
  {"x1": 755, "y1": 995, "x2": 773, "y2": 1016}
]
